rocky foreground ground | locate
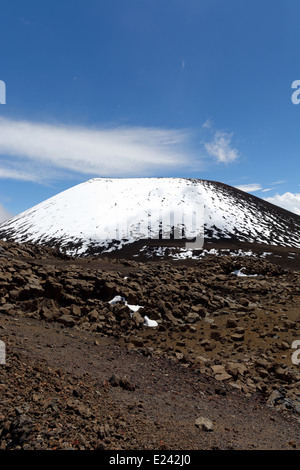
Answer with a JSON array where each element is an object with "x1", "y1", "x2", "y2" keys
[{"x1": 0, "y1": 240, "x2": 300, "y2": 450}]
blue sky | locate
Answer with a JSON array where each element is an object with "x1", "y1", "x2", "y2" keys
[{"x1": 1, "y1": 0, "x2": 300, "y2": 220}]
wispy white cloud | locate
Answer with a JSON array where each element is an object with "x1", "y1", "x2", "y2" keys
[
  {"x1": 0, "y1": 118, "x2": 195, "y2": 181},
  {"x1": 204, "y1": 131, "x2": 239, "y2": 163},
  {"x1": 271, "y1": 180, "x2": 287, "y2": 185},
  {"x1": 202, "y1": 119, "x2": 212, "y2": 129},
  {"x1": 235, "y1": 183, "x2": 262, "y2": 193},
  {"x1": 261, "y1": 188, "x2": 273, "y2": 192},
  {"x1": 0, "y1": 165, "x2": 42, "y2": 182},
  {"x1": 264, "y1": 192, "x2": 300, "y2": 215},
  {"x1": 0, "y1": 203, "x2": 11, "y2": 223}
]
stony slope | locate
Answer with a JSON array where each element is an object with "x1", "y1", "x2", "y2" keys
[{"x1": 0, "y1": 240, "x2": 300, "y2": 451}]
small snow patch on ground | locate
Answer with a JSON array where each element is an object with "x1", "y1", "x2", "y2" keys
[
  {"x1": 139, "y1": 245, "x2": 275, "y2": 261},
  {"x1": 143, "y1": 316, "x2": 158, "y2": 328},
  {"x1": 108, "y1": 296, "x2": 158, "y2": 327},
  {"x1": 231, "y1": 268, "x2": 258, "y2": 277}
]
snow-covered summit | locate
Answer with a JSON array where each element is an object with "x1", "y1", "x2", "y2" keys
[{"x1": 1, "y1": 177, "x2": 300, "y2": 255}]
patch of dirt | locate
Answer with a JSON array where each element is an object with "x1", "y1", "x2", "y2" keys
[{"x1": 1, "y1": 315, "x2": 300, "y2": 450}]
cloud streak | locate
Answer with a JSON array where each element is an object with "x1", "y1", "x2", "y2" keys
[
  {"x1": 0, "y1": 118, "x2": 195, "y2": 181},
  {"x1": 235, "y1": 183, "x2": 263, "y2": 193}
]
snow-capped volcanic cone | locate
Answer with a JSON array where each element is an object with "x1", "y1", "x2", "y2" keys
[{"x1": 1, "y1": 177, "x2": 300, "y2": 256}]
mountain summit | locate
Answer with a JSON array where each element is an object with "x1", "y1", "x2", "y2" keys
[{"x1": 1, "y1": 177, "x2": 300, "y2": 256}]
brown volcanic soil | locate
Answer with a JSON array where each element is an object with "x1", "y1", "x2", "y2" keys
[{"x1": 0, "y1": 239, "x2": 300, "y2": 450}]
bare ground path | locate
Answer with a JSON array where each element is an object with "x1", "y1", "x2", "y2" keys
[{"x1": 1, "y1": 313, "x2": 299, "y2": 450}]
